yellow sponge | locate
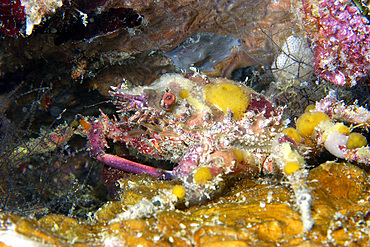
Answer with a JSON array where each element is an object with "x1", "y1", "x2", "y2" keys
[
  {"x1": 296, "y1": 112, "x2": 330, "y2": 138},
  {"x1": 346, "y1": 132, "x2": 367, "y2": 149},
  {"x1": 193, "y1": 167, "x2": 213, "y2": 184},
  {"x1": 335, "y1": 123, "x2": 350, "y2": 135},
  {"x1": 172, "y1": 185, "x2": 186, "y2": 198},
  {"x1": 205, "y1": 82, "x2": 250, "y2": 120},
  {"x1": 280, "y1": 143, "x2": 305, "y2": 168},
  {"x1": 282, "y1": 127, "x2": 302, "y2": 143},
  {"x1": 284, "y1": 161, "x2": 300, "y2": 175}
]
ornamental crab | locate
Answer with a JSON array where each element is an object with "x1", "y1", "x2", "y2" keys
[{"x1": 76, "y1": 72, "x2": 286, "y2": 202}]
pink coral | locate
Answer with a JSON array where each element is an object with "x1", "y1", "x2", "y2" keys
[{"x1": 300, "y1": 0, "x2": 370, "y2": 86}]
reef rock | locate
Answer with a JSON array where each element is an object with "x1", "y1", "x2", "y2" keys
[{"x1": 1, "y1": 162, "x2": 370, "y2": 246}]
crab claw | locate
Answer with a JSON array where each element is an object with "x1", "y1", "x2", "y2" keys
[
  {"x1": 97, "y1": 154, "x2": 174, "y2": 179},
  {"x1": 87, "y1": 112, "x2": 174, "y2": 179}
]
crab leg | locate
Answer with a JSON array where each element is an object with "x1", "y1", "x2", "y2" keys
[
  {"x1": 315, "y1": 93, "x2": 370, "y2": 126},
  {"x1": 97, "y1": 154, "x2": 174, "y2": 179},
  {"x1": 86, "y1": 114, "x2": 174, "y2": 179},
  {"x1": 343, "y1": 146, "x2": 370, "y2": 164}
]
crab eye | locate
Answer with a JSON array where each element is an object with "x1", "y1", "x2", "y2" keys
[{"x1": 162, "y1": 92, "x2": 176, "y2": 109}]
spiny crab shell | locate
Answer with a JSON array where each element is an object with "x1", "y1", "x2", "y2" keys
[{"x1": 98, "y1": 72, "x2": 285, "y2": 199}]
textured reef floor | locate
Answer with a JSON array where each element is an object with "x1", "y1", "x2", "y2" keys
[
  {"x1": 1, "y1": 0, "x2": 370, "y2": 246},
  {"x1": 1, "y1": 161, "x2": 370, "y2": 246}
]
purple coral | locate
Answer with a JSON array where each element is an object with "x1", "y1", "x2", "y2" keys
[{"x1": 301, "y1": 0, "x2": 370, "y2": 86}]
